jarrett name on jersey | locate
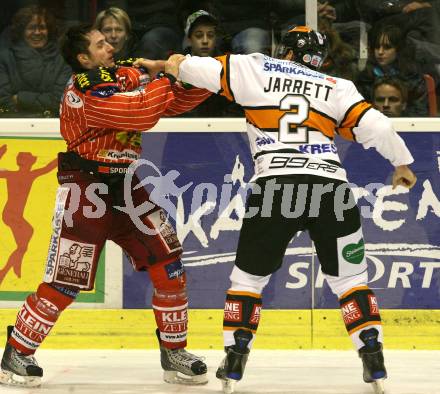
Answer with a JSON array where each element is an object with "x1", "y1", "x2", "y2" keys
[{"x1": 179, "y1": 53, "x2": 413, "y2": 182}]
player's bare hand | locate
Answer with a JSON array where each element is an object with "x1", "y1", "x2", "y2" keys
[
  {"x1": 133, "y1": 58, "x2": 166, "y2": 79},
  {"x1": 165, "y1": 54, "x2": 186, "y2": 79},
  {"x1": 0, "y1": 144, "x2": 7, "y2": 158},
  {"x1": 402, "y1": 1, "x2": 431, "y2": 13},
  {"x1": 392, "y1": 165, "x2": 417, "y2": 189},
  {"x1": 318, "y1": 1, "x2": 337, "y2": 20}
]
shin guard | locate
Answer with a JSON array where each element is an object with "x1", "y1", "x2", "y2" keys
[
  {"x1": 9, "y1": 283, "x2": 75, "y2": 354},
  {"x1": 339, "y1": 286, "x2": 383, "y2": 349},
  {"x1": 223, "y1": 290, "x2": 262, "y2": 349}
]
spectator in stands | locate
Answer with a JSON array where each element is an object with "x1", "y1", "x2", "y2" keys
[
  {"x1": 0, "y1": 6, "x2": 71, "y2": 117},
  {"x1": 95, "y1": 7, "x2": 137, "y2": 60},
  {"x1": 379, "y1": 1, "x2": 440, "y2": 44},
  {"x1": 183, "y1": 0, "x2": 272, "y2": 54},
  {"x1": 179, "y1": 10, "x2": 242, "y2": 117},
  {"x1": 1, "y1": 1, "x2": 58, "y2": 48},
  {"x1": 1, "y1": 1, "x2": 95, "y2": 47},
  {"x1": 334, "y1": 0, "x2": 435, "y2": 28},
  {"x1": 356, "y1": 24, "x2": 428, "y2": 116},
  {"x1": 372, "y1": 77, "x2": 408, "y2": 117},
  {"x1": 184, "y1": 9, "x2": 218, "y2": 56},
  {"x1": 394, "y1": 1, "x2": 440, "y2": 77},
  {"x1": 272, "y1": 0, "x2": 337, "y2": 35},
  {"x1": 271, "y1": 1, "x2": 342, "y2": 63},
  {"x1": 332, "y1": 1, "x2": 440, "y2": 63},
  {"x1": 319, "y1": 18, "x2": 359, "y2": 81},
  {"x1": 99, "y1": 0, "x2": 182, "y2": 60}
]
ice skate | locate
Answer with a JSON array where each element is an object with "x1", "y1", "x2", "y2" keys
[
  {"x1": 359, "y1": 328, "x2": 387, "y2": 394},
  {"x1": 216, "y1": 329, "x2": 252, "y2": 394},
  {"x1": 0, "y1": 326, "x2": 43, "y2": 387},
  {"x1": 156, "y1": 329, "x2": 207, "y2": 385}
]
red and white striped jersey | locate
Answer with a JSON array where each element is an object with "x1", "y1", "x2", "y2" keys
[
  {"x1": 179, "y1": 54, "x2": 414, "y2": 182},
  {"x1": 59, "y1": 66, "x2": 211, "y2": 163}
]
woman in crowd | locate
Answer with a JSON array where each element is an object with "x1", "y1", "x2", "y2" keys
[
  {"x1": 356, "y1": 24, "x2": 428, "y2": 116},
  {"x1": 94, "y1": 7, "x2": 137, "y2": 61},
  {"x1": 0, "y1": 6, "x2": 71, "y2": 117}
]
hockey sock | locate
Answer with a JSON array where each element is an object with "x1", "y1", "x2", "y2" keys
[
  {"x1": 9, "y1": 282, "x2": 76, "y2": 355},
  {"x1": 339, "y1": 285, "x2": 383, "y2": 350},
  {"x1": 152, "y1": 289, "x2": 188, "y2": 349},
  {"x1": 223, "y1": 290, "x2": 262, "y2": 350}
]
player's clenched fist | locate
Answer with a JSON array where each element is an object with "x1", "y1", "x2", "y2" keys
[
  {"x1": 165, "y1": 54, "x2": 187, "y2": 79},
  {"x1": 133, "y1": 58, "x2": 166, "y2": 80},
  {"x1": 392, "y1": 165, "x2": 417, "y2": 189}
]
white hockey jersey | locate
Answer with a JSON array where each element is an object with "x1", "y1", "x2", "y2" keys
[{"x1": 179, "y1": 53, "x2": 414, "y2": 182}]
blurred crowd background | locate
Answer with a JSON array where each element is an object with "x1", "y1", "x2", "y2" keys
[{"x1": 1, "y1": 0, "x2": 439, "y2": 119}]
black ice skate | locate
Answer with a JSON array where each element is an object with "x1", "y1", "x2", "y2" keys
[
  {"x1": 0, "y1": 325, "x2": 43, "y2": 387},
  {"x1": 156, "y1": 329, "x2": 208, "y2": 385},
  {"x1": 216, "y1": 329, "x2": 252, "y2": 394},
  {"x1": 358, "y1": 328, "x2": 387, "y2": 394}
]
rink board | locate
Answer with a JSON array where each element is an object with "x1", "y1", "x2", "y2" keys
[
  {"x1": 0, "y1": 119, "x2": 439, "y2": 349},
  {"x1": 0, "y1": 309, "x2": 438, "y2": 350}
]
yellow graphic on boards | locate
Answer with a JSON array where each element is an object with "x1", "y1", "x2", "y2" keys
[{"x1": 0, "y1": 139, "x2": 64, "y2": 291}]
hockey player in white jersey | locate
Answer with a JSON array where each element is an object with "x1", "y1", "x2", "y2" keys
[{"x1": 178, "y1": 26, "x2": 417, "y2": 394}]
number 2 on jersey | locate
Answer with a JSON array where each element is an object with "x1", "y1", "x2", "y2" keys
[{"x1": 279, "y1": 94, "x2": 310, "y2": 143}]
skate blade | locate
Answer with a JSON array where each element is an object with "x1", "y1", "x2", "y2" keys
[
  {"x1": 221, "y1": 378, "x2": 237, "y2": 394},
  {"x1": 0, "y1": 369, "x2": 41, "y2": 387},
  {"x1": 163, "y1": 370, "x2": 208, "y2": 385},
  {"x1": 371, "y1": 378, "x2": 385, "y2": 394}
]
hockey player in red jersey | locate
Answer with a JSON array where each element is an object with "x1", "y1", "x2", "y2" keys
[
  {"x1": 178, "y1": 26, "x2": 417, "y2": 394},
  {"x1": 0, "y1": 24, "x2": 211, "y2": 388}
]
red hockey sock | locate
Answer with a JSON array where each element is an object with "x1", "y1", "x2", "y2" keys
[
  {"x1": 152, "y1": 291, "x2": 188, "y2": 349},
  {"x1": 9, "y1": 283, "x2": 75, "y2": 355}
]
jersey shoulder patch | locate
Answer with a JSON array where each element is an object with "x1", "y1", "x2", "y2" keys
[{"x1": 65, "y1": 90, "x2": 83, "y2": 108}]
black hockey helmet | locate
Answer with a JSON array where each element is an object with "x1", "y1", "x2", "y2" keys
[{"x1": 277, "y1": 25, "x2": 328, "y2": 70}]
